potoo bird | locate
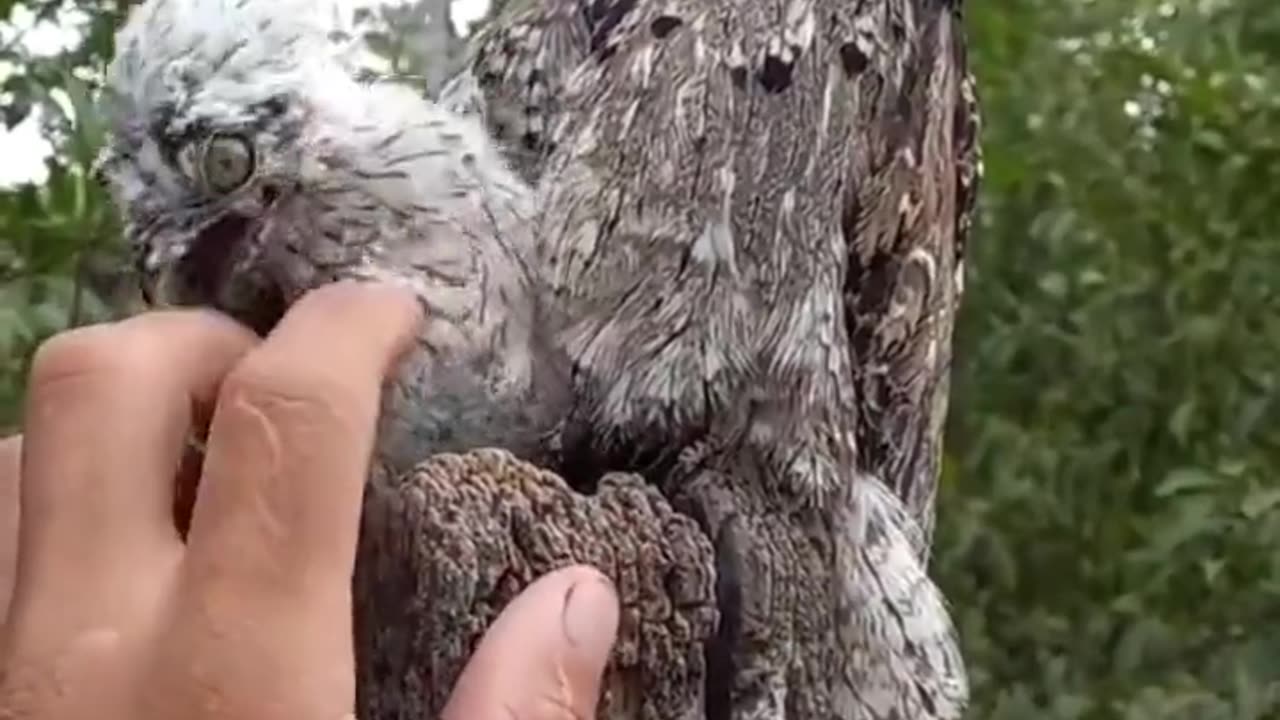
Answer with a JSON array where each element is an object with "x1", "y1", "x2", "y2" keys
[
  {"x1": 439, "y1": 0, "x2": 976, "y2": 716},
  {"x1": 98, "y1": 0, "x2": 568, "y2": 471},
  {"x1": 99, "y1": 0, "x2": 975, "y2": 718}
]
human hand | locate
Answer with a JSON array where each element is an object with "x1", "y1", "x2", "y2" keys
[{"x1": 0, "y1": 281, "x2": 619, "y2": 720}]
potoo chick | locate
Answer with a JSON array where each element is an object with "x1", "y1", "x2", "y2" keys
[{"x1": 98, "y1": 0, "x2": 568, "y2": 471}]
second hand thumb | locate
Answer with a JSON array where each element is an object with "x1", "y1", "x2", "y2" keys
[{"x1": 441, "y1": 565, "x2": 620, "y2": 720}]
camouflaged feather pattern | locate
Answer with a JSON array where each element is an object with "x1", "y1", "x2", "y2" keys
[{"x1": 445, "y1": 1, "x2": 978, "y2": 718}]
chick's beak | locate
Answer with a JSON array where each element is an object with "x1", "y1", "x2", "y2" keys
[{"x1": 145, "y1": 211, "x2": 289, "y2": 337}]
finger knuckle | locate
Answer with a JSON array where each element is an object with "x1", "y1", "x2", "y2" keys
[
  {"x1": 292, "y1": 280, "x2": 419, "y2": 337},
  {"x1": 29, "y1": 323, "x2": 156, "y2": 389},
  {"x1": 298, "y1": 278, "x2": 368, "y2": 308},
  {"x1": 299, "y1": 278, "x2": 398, "y2": 313},
  {"x1": 218, "y1": 355, "x2": 356, "y2": 430},
  {"x1": 530, "y1": 689, "x2": 588, "y2": 720}
]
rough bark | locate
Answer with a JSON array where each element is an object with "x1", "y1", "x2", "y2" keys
[{"x1": 354, "y1": 450, "x2": 719, "y2": 720}]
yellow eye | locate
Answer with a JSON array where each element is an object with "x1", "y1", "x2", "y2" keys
[{"x1": 200, "y1": 134, "x2": 255, "y2": 193}]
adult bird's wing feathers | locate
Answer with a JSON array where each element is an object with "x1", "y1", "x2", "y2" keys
[
  {"x1": 834, "y1": 473, "x2": 968, "y2": 718},
  {"x1": 442, "y1": 0, "x2": 981, "y2": 559},
  {"x1": 436, "y1": 0, "x2": 591, "y2": 185},
  {"x1": 838, "y1": 4, "x2": 981, "y2": 555}
]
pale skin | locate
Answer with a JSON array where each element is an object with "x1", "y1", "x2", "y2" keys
[{"x1": 0, "y1": 281, "x2": 620, "y2": 720}]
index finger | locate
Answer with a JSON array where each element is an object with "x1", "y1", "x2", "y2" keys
[{"x1": 184, "y1": 281, "x2": 422, "y2": 598}]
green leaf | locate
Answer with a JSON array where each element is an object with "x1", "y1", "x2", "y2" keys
[
  {"x1": 1155, "y1": 467, "x2": 1219, "y2": 498},
  {"x1": 1168, "y1": 399, "x2": 1197, "y2": 445},
  {"x1": 1240, "y1": 488, "x2": 1280, "y2": 520}
]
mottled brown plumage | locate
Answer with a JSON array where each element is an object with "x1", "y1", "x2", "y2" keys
[
  {"x1": 443, "y1": 1, "x2": 981, "y2": 718},
  {"x1": 446, "y1": 0, "x2": 983, "y2": 545}
]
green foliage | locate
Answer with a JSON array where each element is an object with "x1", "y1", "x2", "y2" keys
[
  {"x1": 1, "y1": 0, "x2": 126, "y2": 431},
  {"x1": 936, "y1": 0, "x2": 1280, "y2": 717},
  {"x1": 1, "y1": 0, "x2": 1277, "y2": 716}
]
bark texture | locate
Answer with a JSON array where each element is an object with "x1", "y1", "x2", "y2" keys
[{"x1": 354, "y1": 449, "x2": 718, "y2": 720}]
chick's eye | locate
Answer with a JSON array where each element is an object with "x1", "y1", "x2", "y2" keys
[{"x1": 200, "y1": 134, "x2": 255, "y2": 193}]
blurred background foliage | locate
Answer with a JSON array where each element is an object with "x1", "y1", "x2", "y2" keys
[{"x1": 1, "y1": 0, "x2": 1277, "y2": 717}]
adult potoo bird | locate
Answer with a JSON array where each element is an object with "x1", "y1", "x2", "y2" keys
[
  {"x1": 98, "y1": 0, "x2": 569, "y2": 470},
  {"x1": 440, "y1": 0, "x2": 976, "y2": 717}
]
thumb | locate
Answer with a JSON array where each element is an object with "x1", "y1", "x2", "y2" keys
[{"x1": 442, "y1": 565, "x2": 619, "y2": 720}]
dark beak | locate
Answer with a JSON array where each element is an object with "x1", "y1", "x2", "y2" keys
[
  {"x1": 152, "y1": 212, "x2": 289, "y2": 336},
  {"x1": 177, "y1": 213, "x2": 256, "y2": 304}
]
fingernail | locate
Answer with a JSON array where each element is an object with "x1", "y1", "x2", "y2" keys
[{"x1": 561, "y1": 575, "x2": 620, "y2": 661}]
